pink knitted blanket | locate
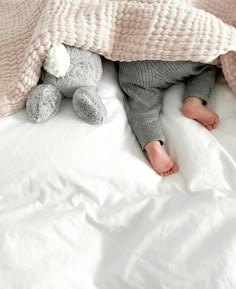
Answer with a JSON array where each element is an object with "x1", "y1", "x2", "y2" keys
[{"x1": 1, "y1": 0, "x2": 236, "y2": 117}]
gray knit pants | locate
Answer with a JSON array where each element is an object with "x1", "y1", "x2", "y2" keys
[{"x1": 118, "y1": 60, "x2": 216, "y2": 149}]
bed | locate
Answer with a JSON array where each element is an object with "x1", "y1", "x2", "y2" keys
[{"x1": 1, "y1": 58, "x2": 236, "y2": 289}]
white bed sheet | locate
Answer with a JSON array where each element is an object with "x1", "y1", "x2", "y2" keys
[{"x1": 1, "y1": 60, "x2": 236, "y2": 289}]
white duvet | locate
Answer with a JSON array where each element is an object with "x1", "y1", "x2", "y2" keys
[{"x1": 1, "y1": 60, "x2": 236, "y2": 289}]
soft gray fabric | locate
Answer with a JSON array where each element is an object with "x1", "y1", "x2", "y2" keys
[
  {"x1": 26, "y1": 46, "x2": 105, "y2": 124},
  {"x1": 73, "y1": 86, "x2": 107, "y2": 124},
  {"x1": 26, "y1": 84, "x2": 62, "y2": 123},
  {"x1": 118, "y1": 60, "x2": 217, "y2": 149}
]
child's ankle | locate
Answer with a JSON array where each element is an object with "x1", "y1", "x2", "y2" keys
[
  {"x1": 184, "y1": 96, "x2": 203, "y2": 105},
  {"x1": 145, "y1": 140, "x2": 162, "y2": 152}
]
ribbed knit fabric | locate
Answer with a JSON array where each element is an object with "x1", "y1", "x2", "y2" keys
[
  {"x1": 0, "y1": 0, "x2": 236, "y2": 117},
  {"x1": 118, "y1": 60, "x2": 216, "y2": 149}
]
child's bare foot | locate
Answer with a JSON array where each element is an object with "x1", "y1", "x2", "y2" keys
[
  {"x1": 182, "y1": 96, "x2": 219, "y2": 130},
  {"x1": 145, "y1": 141, "x2": 178, "y2": 176}
]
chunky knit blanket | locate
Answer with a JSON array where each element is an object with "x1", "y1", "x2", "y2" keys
[{"x1": 1, "y1": 0, "x2": 236, "y2": 117}]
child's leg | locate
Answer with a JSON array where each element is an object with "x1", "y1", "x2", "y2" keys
[
  {"x1": 119, "y1": 61, "x2": 178, "y2": 176},
  {"x1": 182, "y1": 65, "x2": 219, "y2": 130}
]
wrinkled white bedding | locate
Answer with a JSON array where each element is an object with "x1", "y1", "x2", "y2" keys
[{"x1": 1, "y1": 60, "x2": 236, "y2": 289}]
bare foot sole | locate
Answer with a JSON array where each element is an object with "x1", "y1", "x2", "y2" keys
[
  {"x1": 145, "y1": 141, "x2": 178, "y2": 176},
  {"x1": 182, "y1": 97, "x2": 219, "y2": 130}
]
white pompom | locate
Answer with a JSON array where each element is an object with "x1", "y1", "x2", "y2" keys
[{"x1": 43, "y1": 44, "x2": 70, "y2": 77}]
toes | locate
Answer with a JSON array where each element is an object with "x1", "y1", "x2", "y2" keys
[
  {"x1": 183, "y1": 102, "x2": 220, "y2": 131},
  {"x1": 171, "y1": 164, "x2": 179, "y2": 173},
  {"x1": 158, "y1": 163, "x2": 178, "y2": 176},
  {"x1": 205, "y1": 115, "x2": 219, "y2": 130},
  {"x1": 206, "y1": 124, "x2": 213, "y2": 130},
  {"x1": 160, "y1": 172, "x2": 169, "y2": 176},
  {"x1": 213, "y1": 116, "x2": 220, "y2": 129},
  {"x1": 144, "y1": 142, "x2": 178, "y2": 176}
]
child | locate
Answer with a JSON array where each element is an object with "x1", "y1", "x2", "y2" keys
[{"x1": 118, "y1": 60, "x2": 219, "y2": 176}]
